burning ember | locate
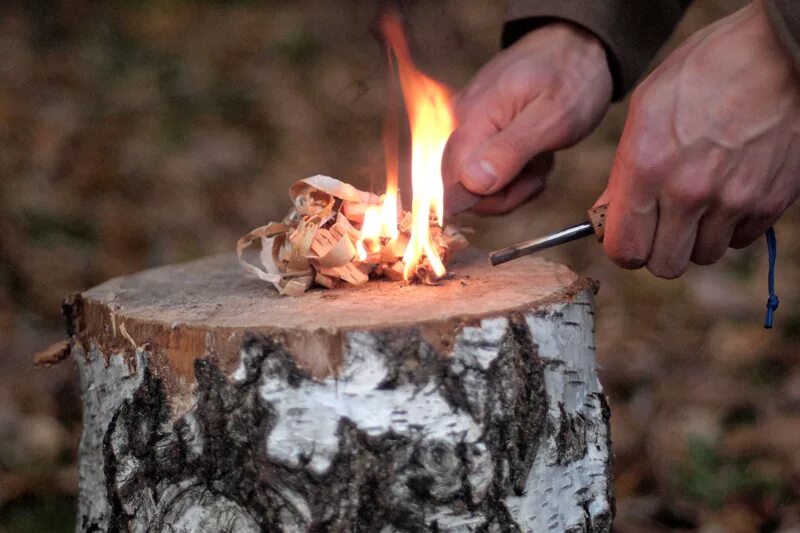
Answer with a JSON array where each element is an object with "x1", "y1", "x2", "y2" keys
[{"x1": 237, "y1": 11, "x2": 468, "y2": 295}]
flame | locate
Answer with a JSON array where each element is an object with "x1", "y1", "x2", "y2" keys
[
  {"x1": 356, "y1": 11, "x2": 453, "y2": 279},
  {"x1": 356, "y1": 193, "x2": 398, "y2": 260},
  {"x1": 380, "y1": 11, "x2": 454, "y2": 280},
  {"x1": 356, "y1": 31, "x2": 403, "y2": 263}
]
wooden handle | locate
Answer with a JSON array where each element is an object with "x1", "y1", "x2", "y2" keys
[{"x1": 586, "y1": 203, "x2": 608, "y2": 242}]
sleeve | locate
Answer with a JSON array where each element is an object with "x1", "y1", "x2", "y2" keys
[
  {"x1": 502, "y1": 0, "x2": 693, "y2": 100},
  {"x1": 764, "y1": 0, "x2": 800, "y2": 72}
]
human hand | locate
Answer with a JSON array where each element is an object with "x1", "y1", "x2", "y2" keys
[
  {"x1": 442, "y1": 23, "x2": 613, "y2": 215},
  {"x1": 600, "y1": 0, "x2": 800, "y2": 278}
]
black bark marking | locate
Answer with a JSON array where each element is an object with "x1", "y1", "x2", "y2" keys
[
  {"x1": 370, "y1": 327, "x2": 439, "y2": 393},
  {"x1": 93, "y1": 316, "x2": 610, "y2": 531},
  {"x1": 599, "y1": 392, "x2": 615, "y2": 529},
  {"x1": 102, "y1": 365, "x2": 169, "y2": 532},
  {"x1": 100, "y1": 334, "x2": 290, "y2": 530},
  {"x1": 483, "y1": 313, "x2": 547, "y2": 497},
  {"x1": 553, "y1": 403, "x2": 588, "y2": 466}
]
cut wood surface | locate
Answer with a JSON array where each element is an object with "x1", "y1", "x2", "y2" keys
[
  {"x1": 77, "y1": 249, "x2": 589, "y2": 383},
  {"x1": 70, "y1": 250, "x2": 613, "y2": 532}
]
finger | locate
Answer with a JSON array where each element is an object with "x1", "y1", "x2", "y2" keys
[
  {"x1": 469, "y1": 154, "x2": 553, "y2": 215},
  {"x1": 457, "y1": 95, "x2": 576, "y2": 195},
  {"x1": 646, "y1": 199, "x2": 704, "y2": 279},
  {"x1": 690, "y1": 209, "x2": 739, "y2": 265},
  {"x1": 602, "y1": 149, "x2": 659, "y2": 270},
  {"x1": 469, "y1": 173, "x2": 546, "y2": 216}
]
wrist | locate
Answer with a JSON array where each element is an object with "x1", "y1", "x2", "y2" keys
[{"x1": 752, "y1": 0, "x2": 800, "y2": 74}]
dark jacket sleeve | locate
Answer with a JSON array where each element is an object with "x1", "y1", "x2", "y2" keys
[
  {"x1": 765, "y1": 0, "x2": 800, "y2": 73},
  {"x1": 502, "y1": 1, "x2": 690, "y2": 100},
  {"x1": 503, "y1": 1, "x2": 800, "y2": 101}
]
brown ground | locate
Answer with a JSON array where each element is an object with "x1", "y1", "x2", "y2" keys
[{"x1": 1, "y1": 1, "x2": 799, "y2": 531}]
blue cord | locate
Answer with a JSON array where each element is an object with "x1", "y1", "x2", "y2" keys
[{"x1": 764, "y1": 227, "x2": 779, "y2": 329}]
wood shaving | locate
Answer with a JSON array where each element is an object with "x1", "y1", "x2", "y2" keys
[{"x1": 237, "y1": 175, "x2": 468, "y2": 295}]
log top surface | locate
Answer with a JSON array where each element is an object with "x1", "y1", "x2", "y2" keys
[{"x1": 83, "y1": 249, "x2": 583, "y2": 332}]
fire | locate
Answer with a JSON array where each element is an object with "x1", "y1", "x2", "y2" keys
[
  {"x1": 356, "y1": 193, "x2": 398, "y2": 260},
  {"x1": 239, "y1": 12, "x2": 466, "y2": 296},
  {"x1": 368, "y1": 10, "x2": 455, "y2": 280}
]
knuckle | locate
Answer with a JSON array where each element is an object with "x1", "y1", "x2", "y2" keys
[
  {"x1": 718, "y1": 191, "x2": 754, "y2": 216},
  {"x1": 619, "y1": 135, "x2": 670, "y2": 182},
  {"x1": 501, "y1": 67, "x2": 541, "y2": 99},
  {"x1": 664, "y1": 181, "x2": 712, "y2": 211}
]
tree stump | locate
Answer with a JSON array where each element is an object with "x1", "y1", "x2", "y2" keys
[{"x1": 68, "y1": 249, "x2": 613, "y2": 532}]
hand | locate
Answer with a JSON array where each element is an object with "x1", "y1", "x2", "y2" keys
[
  {"x1": 442, "y1": 23, "x2": 613, "y2": 215},
  {"x1": 601, "y1": 0, "x2": 800, "y2": 278}
]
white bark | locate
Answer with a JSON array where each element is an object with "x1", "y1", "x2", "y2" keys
[{"x1": 74, "y1": 288, "x2": 612, "y2": 532}]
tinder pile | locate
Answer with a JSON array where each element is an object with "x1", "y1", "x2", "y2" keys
[{"x1": 237, "y1": 175, "x2": 468, "y2": 295}]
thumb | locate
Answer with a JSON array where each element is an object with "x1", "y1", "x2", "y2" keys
[
  {"x1": 441, "y1": 112, "x2": 499, "y2": 194},
  {"x1": 458, "y1": 98, "x2": 574, "y2": 195}
]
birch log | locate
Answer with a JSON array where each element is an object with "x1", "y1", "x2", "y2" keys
[{"x1": 67, "y1": 250, "x2": 613, "y2": 532}]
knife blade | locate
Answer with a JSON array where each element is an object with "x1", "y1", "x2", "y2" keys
[{"x1": 443, "y1": 181, "x2": 482, "y2": 219}]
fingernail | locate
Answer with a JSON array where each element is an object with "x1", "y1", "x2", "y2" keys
[{"x1": 462, "y1": 159, "x2": 497, "y2": 193}]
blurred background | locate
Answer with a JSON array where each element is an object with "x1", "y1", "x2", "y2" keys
[{"x1": 1, "y1": 0, "x2": 798, "y2": 531}]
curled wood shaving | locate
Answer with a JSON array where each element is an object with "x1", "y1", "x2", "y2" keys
[{"x1": 237, "y1": 174, "x2": 468, "y2": 295}]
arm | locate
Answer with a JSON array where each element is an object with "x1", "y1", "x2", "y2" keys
[{"x1": 503, "y1": 0, "x2": 693, "y2": 100}]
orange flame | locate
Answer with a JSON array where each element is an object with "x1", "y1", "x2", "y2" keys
[
  {"x1": 380, "y1": 10, "x2": 454, "y2": 279},
  {"x1": 356, "y1": 34, "x2": 402, "y2": 263},
  {"x1": 356, "y1": 194, "x2": 399, "y2": 260}
]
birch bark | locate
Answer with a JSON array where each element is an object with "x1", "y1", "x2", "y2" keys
[{"x1": 68, "y1": 251, "x2": 613, "y2": 532}]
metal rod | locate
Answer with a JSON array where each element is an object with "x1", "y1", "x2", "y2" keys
[{"x1": 489, "y1": 221, "x2": 595, "y2": 266}]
